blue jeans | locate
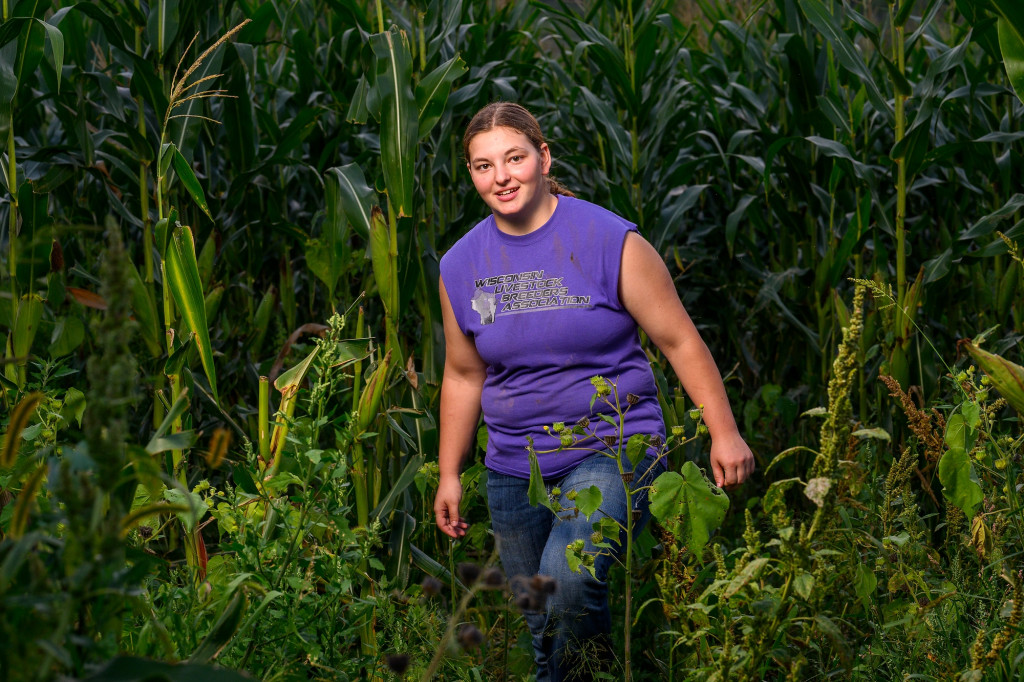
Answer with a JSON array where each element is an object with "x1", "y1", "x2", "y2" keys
[{"x1": 487, "y1": 452, "x2": 663, "y2": 682}]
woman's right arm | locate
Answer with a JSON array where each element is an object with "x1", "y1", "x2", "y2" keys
[{"x1": 434, "y1": 276, "x2": 488, "y2": 539}]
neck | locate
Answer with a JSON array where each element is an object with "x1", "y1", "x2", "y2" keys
[{"x1": 493, "y1": 193, "x2": 559, "y2": 236}]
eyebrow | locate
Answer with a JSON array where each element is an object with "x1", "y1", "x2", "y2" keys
[{"x1": 470, "y1": 146, "x2": 530, "y2": 164}]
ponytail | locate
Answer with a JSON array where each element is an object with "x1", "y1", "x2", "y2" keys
[{"x1": 547, "y1": 176, "x2": 575, "y2": 197}]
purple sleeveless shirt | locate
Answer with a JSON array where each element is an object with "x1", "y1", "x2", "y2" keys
[{"x1": 440, "y1": 196, "x2": 665, "y2": 478}]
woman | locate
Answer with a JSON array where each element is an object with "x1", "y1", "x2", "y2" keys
[{"x1": 434, "y1": 102, "x2": 754, "y2": 680}]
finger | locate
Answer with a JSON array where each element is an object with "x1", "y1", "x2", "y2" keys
[{"x1": 712, "y1": 460, "x2": 725, "y2": 488}]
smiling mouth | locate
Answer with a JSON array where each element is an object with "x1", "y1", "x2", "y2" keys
[{"x1": 496, "y1": 188, "x2": 518, "y2": 197}]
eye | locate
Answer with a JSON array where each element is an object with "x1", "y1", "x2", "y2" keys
[
  {"x1": 509, "y1": 155, "x2": 523, "y2": 163},
  {"x1": 475, "y1": 163, "x2": 490, "y2": 172}
]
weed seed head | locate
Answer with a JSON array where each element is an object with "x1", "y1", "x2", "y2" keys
[
  {"x1": 420, "y1": 576, "x2": 442, "y2": 597},
  {"x1": 458, "y1": 624, "x2": 485, "y2": 649},
  {"x1": 457, "y1": 562, "x2": 481, "y2": 585},
  {"x1": 385, "y1": 653, "x2": 410, "y2": 674},
  {"x1": 482, "y1": 566, "x2": 505, "y2": 588}
]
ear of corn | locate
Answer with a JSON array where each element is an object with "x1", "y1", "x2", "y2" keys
[
  {"x1": 965, "y1": 340, "x2": 1024, "y2": 415},
  {"x1": 357, "y1": 349, "x2": 392, "y2": 434}
]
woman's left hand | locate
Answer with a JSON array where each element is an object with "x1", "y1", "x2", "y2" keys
[{"x1": 709, "y1": 431, "x2": 755, "y2": 489}]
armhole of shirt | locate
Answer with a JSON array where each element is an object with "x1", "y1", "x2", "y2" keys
[
  {"x1": 611, "y1": 224, "x2": 638, "y2": 310},
  {"x1": 440, "y1": 268, "x2": 470, "y2": 337}
]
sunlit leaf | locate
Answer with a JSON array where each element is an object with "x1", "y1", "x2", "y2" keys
[
  {"x1": 999, "y1": 18, "x2": 1024, "y2": 106},
  {"x1": 937, "y1": 445, "x2": 983, "y2": 520},
  {"x1": 574, "y1": 485, "x2": 603, "y2": 519},
  {"x1": 165, "y1": 225, "x2": 218, "y2": 401},
  {"x1": 649, "y1": 462, "x2": 729, "y2": 558}
]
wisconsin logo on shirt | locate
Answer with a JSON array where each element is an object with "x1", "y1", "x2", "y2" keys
[{"x1": 471, "y1": 270, "x2": 592, "y2": 324}]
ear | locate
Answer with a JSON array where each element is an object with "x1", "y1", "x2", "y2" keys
[{"x1": 539, "y1": 142, "x2": 552, "y2": 174}]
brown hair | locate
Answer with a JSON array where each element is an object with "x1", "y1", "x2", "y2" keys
[{"x1": 462, "y1": 102, "x2": 576, "y2": 198}]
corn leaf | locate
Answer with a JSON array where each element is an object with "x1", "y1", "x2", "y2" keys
[
  {"x1": 325, "y1": 163, "x2": 377, "y2": 240},
  {"x1": 171, "y1": 146, "x2": 212, "y2": 219},
  {"x1": 147, "y1": 0, "x2": 180, "y2": 58},
  {"x1": 165, "y1": 225, "x2": 218, "y2": 402},
  {"x1": 415, "y1": 54, "x2": 467, "y2": 140},
  {"x1": 37, "y1": 19, "x2": 64, "y2": 93},
  {"x1": 999, "y1": 18, "x2": 1024, "y2": 105},
  {"x1": 370, "y1": 26, "x2": 417, "y2": 218},
  {"x1": 385, "y1": 510, "x2": 416, "y2": 590},
  {"x1": 371, "y1": 453, "x2": 425, "y2": 521}
]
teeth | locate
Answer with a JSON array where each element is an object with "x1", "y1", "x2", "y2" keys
[{"x1": 498, "y1": 189, "x2": 516, "y2": 195}]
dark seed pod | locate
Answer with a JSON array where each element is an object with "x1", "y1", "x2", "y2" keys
[
  {"x1": 650, "y1": 435, "x2": 663, "y2": 449},
  {"x1": 621, "y1": 471, "x2": 634, "y2": 484},
  {"x1": 602, "y1": 435, "x2": 618, "y2": 447},
  {"x1": 385, "y1": 653, "x2": 410, "y2": 675},
  {"x1": 626, "y1": 393, "x2": 640, "y2": 405},
  {"x1": 576, "y1": 417, "x2": 590, "y2": 429},
  {"x1": 632, "y1": 509, "x2": 643, "y2": 523},
  {"x1": 531, "y1": 574, "x2": 558, "y2": 595},
  {"x1": 482, "y1": 566, "x2": 505, "y2": 588},
  {"x1": 421, "y1": 576, "x2": 442, "y2": 597},
  {"x1": 458, "y1": 624, "x2": 485, "y2": 649},
  {"x1": 457, "y1": 562, "x2": 482, "y2": 585}
]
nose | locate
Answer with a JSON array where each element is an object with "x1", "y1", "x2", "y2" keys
[{"x1": 494, "y1": 163, "x2": 510, "y2": 184}]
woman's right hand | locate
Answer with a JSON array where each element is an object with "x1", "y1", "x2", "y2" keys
[{"x1": 434, "y1": 475, "x2": 469, "y2": 538}]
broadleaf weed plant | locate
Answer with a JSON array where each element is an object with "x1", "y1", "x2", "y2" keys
[{"x1": 526, "y1": 376, "x2": 722, "y2": 681}]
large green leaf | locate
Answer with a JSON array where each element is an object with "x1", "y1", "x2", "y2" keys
[
  {"x1": 415, "y1": 53, "x2": 467, "y2": 140},
  {"x1": 165, "y1": 225, "x2": 219, "y2": 402},
  {"x1": 992, "y1": 0, "x2": 1024, "y2": 46},
  {"x1": 649, "y1": 462, "x2": 730, "y2": 558},
  {"x1": 998, "y1": 18, "x2": 1024, "y2": 104},
  {"x1": 938, "y1": 446, "x2": 983, "y2": 520},
  {"x1": 369, "y1": 26, "x2": 417, "y2": 218},
  {"x1": 325, "y1": 163, "x2": 378, "y2": 239}
]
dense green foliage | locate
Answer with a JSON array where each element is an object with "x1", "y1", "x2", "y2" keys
[{"x1": 1, "y1": 0, "x2": 1024, "y2": 679}]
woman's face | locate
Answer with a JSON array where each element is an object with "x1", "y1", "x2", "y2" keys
[{"x1": 466, "y1": 126, "x2": 555, "y2": 234}]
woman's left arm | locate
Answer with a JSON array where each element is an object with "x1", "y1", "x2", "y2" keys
[{"x1": 619, "y1": 231, "x2": 755, "y2": 488}]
